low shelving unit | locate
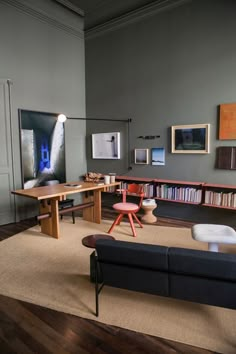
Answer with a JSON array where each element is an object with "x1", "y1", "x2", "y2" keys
[
  {"x1": 202, "y1": 183, "x2": 236, "y2": 210},
  {"x1": 104, "y1": 176, "x2": 236, "y2": 210},
  {"x1": 153, "y1": 179, "x2": 203, "y2": 205}
]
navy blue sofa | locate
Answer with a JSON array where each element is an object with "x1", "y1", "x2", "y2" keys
[{"x1": 94, "y1": 239, "x2": 236, "y2": 316}]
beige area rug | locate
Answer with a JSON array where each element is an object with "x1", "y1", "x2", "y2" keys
[{"x1": 0, "y1": 218, "x2": 236, "y2": 353}]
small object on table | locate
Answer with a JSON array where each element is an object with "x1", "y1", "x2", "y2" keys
[
  {"x1": 191, "y1": 224, "x2": 236, "y2": 252},
  {"x1": 64, "y1": 184, "x2": 82, "y2": 188},
  {"x1": 109, "y1": 173, "x2": 116, "y2": 183},
  {"x1": 82, "y1": 234, "x2": 116, "y2": 282},
  {"x1": 141, "y1": 199, "x2": 157, "y2": 223}
]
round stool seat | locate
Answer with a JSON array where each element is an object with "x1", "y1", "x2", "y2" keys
[
  {"x1": 113, "y1": 202, "x2": 139, "y2": 213},
  {"x1": 192, "y1": 224, "x2": 236, "y2": 252}
]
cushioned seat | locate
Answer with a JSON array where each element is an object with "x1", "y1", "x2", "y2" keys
[{"x1": 192, "y1": 224, "x2": 236, "y2": 252}]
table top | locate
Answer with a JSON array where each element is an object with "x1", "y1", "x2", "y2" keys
[
  {"x1": 11, "y1": 181, "x2": 120, "y2": 201},
  {"x1": 82, "y1": 234, "x2": 116, "y2": 248}
]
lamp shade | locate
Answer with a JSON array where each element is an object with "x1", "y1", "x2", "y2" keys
[{"x1": 58, "y1": 114, "x2": 67, "y2": 123}]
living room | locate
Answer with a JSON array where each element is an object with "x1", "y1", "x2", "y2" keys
[{"x1": 0, "y1": 0, "x2": 236, "y2": 353}]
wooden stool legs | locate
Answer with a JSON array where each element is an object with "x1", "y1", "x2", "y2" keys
[{"x1": 108, "y1": 212, "x2": 143, "y2": 237}]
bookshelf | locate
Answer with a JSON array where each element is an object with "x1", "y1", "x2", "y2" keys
[
  {"x1": 115, "y1": 175, "x2": 154, "y2": 198},
  {"x1": 104, "y1": 176, "x2": 236, "y2": 210},
  {"x1": 202, "y1": 183, "x2": 236, "y2": 210},
  {"x1": 154, "y1": 179, "x2": 203, "y2": 205}
]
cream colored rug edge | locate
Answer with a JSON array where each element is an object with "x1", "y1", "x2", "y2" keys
[{"x1": 0, "y1": 218, "x2": 236, "y2": 354}]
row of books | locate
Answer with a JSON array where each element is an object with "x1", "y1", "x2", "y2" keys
[
  {"x1": 156, "y1": 184, "x2": 202, "y2": 203},
  {"x1": 108, "y1": 182, "x2": 203, "y2": 203},
  {"x1": 204, "y1": 190, "x2": 236, "y2": 208},
  {"x1": 118, "y1": 182, "x2": 154, "y2": 198}
]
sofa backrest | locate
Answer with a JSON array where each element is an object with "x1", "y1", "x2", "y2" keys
[
  {"x1": 95, "y1": 239, "x2": 169, "y2": 296},
  {"x1": 96, "y1": 239, "x2": 168, "y2": 271},
  {"x1": 169, "y1": 247, "x2": 236, "y2": 282}
]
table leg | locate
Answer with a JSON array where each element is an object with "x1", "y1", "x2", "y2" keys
[
  {"x1": 208, "y1": 242, "x2": 219, "y2": 252},
  {"x1": 40, "y1": 198, "x2": 60, "y2": 238},
  {"x1": 83, "y1": 192, "x2": 94, "y2": 222},
  {"x1": 83, "y1": 189, "x2": 102, "y2": 223},
  {"x1": 93, "y1": 189, "x2": 101, "y2": 223},
  {"x1": 50, "y1": 198, "x2": 60, "y2": 238}
]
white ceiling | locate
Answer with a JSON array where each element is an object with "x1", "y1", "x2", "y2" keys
[{"x1": 58, "y1": 0, "x2": 162, "y2": 30}]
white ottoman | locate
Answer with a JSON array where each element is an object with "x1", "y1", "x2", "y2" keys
[{"x1": 192, "y1": 224, "x2": 236, "y2": 252}]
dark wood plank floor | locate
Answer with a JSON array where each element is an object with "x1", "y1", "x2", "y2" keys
[{"x1": 0, "y1": 212, "x2": 217, "y2": 354}]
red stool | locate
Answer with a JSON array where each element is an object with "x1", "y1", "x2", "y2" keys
[{"x1": 108, "y1": 184, "x2": 144, "y2": 237}]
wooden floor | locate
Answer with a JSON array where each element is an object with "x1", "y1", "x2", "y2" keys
[{"x1": 0, "y1": 213, "x2": 217, "y2": 354}]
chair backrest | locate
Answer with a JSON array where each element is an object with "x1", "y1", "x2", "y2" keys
[
  {"x1": 127, "y1": 183, "x2": 143, "y2": 195},
  {"x1": 121, "y1": 183, "x2": 144, "y2": 208}
]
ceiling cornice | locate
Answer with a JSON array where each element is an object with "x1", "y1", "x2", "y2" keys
[
  {"x1": 2, "y1": 0, "x2": 84, "y2": 39},
  {"x1": 85, "y1": 0, "x2": 192, "y2": 40},
  {"x1": 55, "y1": 0, "x2": 84, "y2": 17}
]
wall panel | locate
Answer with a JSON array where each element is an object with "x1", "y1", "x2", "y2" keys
[{"x1": 0, "y1": 80, "x2": 15, "y2": 224}]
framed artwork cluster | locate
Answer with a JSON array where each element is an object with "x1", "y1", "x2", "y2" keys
[
  {"x1": 216, "y1": 102, "x2": 236, "y2": 170},
  {"x1": 134, "y1": 148, "x2": 165, "y2": 166}
]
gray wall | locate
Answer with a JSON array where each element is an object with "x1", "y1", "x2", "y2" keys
[
  {"x1": 0, "y1": 0, "x2": 87, "y2": 222},
  {"x1": 85, "y1": 0, "x2": 236, "y2": 185}
]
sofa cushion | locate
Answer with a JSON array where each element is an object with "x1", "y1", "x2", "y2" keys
[
  {"x1": 169, "y1": 247, "x2": 236, "y2": 281},
  {"x1": 96, "y1": 240, "x2": 168, "y2": 271},
  {"x1": 100, "y1": 263, "x2": 169, "y2": 296},
  {"x1": 169, "y1": 274, "x2": 236, "y2": 309}
]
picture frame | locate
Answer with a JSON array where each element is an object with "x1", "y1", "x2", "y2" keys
[
  {"x1": 219, "y1": 103, "x2": 236, "y2": 140},
  {"x1": 92, "y1": 132, "x2": 120, "y2": 159},
  {"x1": 134, "y1": 148, "x2": 149, "y2": 164},
  {"x1": 151, "y1": 148, "x2": 165, "y2": 165},
  {"x1": 18, "y1": 109, "x2": 66, "y2": 189},
  {"x1": 171, "y1": 124, "x2": 210, "y2": 154}
]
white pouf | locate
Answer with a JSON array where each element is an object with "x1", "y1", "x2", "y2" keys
[{"x1": 191, "y1": 224, "x2": 236, "y2": 252}]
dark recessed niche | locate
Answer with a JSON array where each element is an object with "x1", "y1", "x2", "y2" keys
[{"x1": 216, "y1": 147, "x2": 236, "y2": 170}]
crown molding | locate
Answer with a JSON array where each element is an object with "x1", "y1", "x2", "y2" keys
[
  {"x1": 55, "y1": 0, "x2": 84, "y2": 17},
  {"x1": 2, "y1": 0, "x2": 84, "y2": 39},
  {"x1": 85, "y1": 0, "x2": 192, "y2": 40}
]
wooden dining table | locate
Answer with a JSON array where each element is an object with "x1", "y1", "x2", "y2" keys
[{"x1": 12, "y1": 181, "x2": 120, "y2": 239}]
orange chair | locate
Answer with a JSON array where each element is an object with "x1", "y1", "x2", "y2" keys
[{"x1": 108, "y1": 184, "x2": 144, "y2": 237}]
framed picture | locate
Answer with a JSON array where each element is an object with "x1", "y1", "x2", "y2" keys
[
  {"x1": 219, "y1": 103, "x2": 236, "y2": 140},
  {"x1": 134, "y1": 149, "x2": 149, "y2": 164},
  {"x1": 92, "y1": 132, "x2": 120, "y2": 159},
  {"x1": 18, "y1": 109, "x2": 66, "y2": 189},
  {"x1": 151, "y1": 148, "x2": 165, "y2": 165},
  {"x1": 171, "y1": 124, "x2": 210, "y2": 154}
]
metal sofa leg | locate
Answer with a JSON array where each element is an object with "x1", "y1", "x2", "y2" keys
[{"x1": 95, "y1": 257, "x2": 99, "y2": 317}]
